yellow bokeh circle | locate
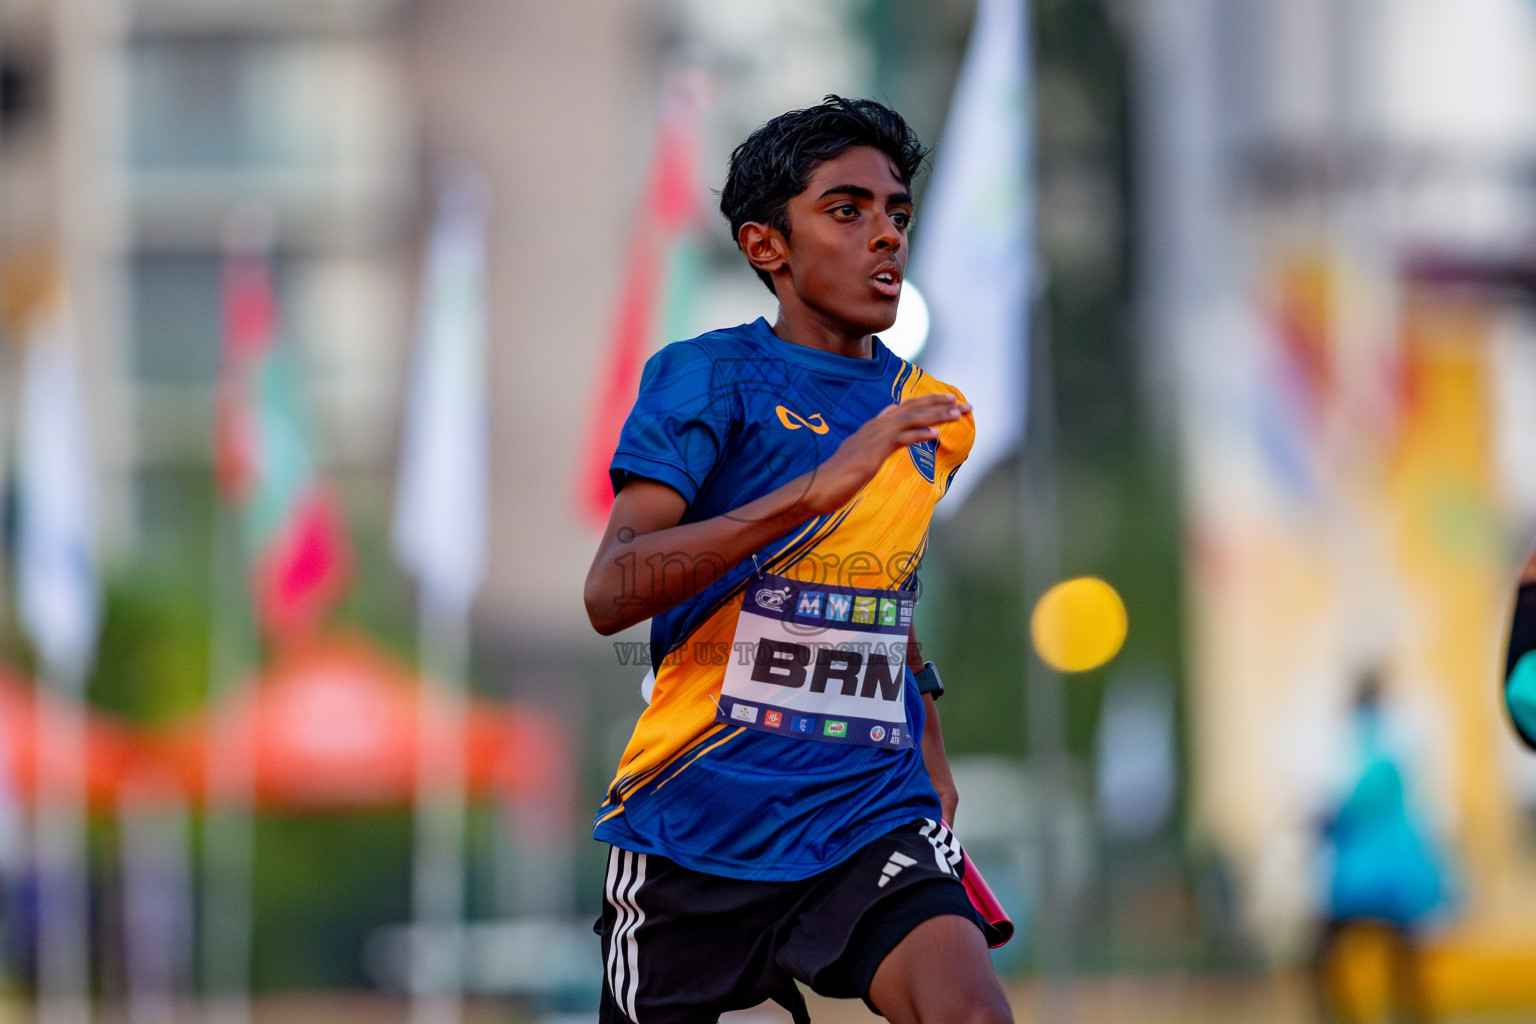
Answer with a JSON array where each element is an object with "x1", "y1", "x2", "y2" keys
[{"x1": 1030, "y1": 577, "x2": 1128, "y2": 673}]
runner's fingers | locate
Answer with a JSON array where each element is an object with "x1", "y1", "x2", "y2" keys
[
  {"x1": 892, "y1": 426, "x2": 941, "y2": 447},
  {"x1": 896, "y1": 393, "x2": 960, "y2": 412},
  {"x1": 896, "y1": 399, "x2": 967, "y2": 427}
]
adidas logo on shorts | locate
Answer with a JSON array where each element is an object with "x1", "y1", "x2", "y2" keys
[{"x1": 878, "y1": 851, "x2": 917, "y2": 888}]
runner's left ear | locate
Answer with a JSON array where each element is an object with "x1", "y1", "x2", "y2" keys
[{"x1": 738, "y1": 221, "x2": 786, "y2": 277}]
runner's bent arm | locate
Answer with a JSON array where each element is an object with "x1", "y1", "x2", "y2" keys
[
  {"x1": 908, "y1": 622, "x2": 959, "y2": 824},
  {"x1": 584, "y1": 392, "x2": 969, "y2": 635}
]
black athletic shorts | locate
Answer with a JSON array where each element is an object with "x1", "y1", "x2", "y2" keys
[{"x1": 595, "y1": 819, "x2": 998, "y2": 1024}]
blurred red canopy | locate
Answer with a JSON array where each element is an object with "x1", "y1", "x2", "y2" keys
[
  {"x1": 0, "y1": 636, "x2": 567, "y2": 814},
  {"x1": 156, "y1": 633, "x2": 566, "y2": 811},
  {"x1": 0, "y1": 664, "x2": 146, "y2": 812}
]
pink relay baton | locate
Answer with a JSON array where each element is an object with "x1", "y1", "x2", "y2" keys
[
  {"x1": 960, "y1": 850, "x2": 1014, "y2": 948},
  {"x1": 944, "y1": 820, "x2": 1014, "y2": 948}
]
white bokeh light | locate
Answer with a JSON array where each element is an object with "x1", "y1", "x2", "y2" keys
[{"x1": 880, "y1": 282, "x2": 930, "y2": 362}]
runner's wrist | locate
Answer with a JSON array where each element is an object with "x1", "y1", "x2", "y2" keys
[{"x1": 914, "y1": 661, "x2": 944, "y2": 698}]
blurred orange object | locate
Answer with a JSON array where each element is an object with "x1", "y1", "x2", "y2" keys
[
  {"x1": 154, "y1": 633, "x2": 568, "y2": 812},
  {"x1": 0, "y1": 664, "x2": 146, "y2": 812},
  {"x1": 0, "y1": 637, "x2": 568, "y2": 814}
]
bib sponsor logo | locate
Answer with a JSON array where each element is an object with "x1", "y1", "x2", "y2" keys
[
  {"x1": 878, "y1": 599, "x2": 899, "y2": 627},
  {"x1": 791, "y1": 716, "x2": 817, "y2": 734},
  {"x1": 824, "y1": 594, "x2": 852, "y2": 622},
  {"x1": 852, "y1": 597, "x2": 878, "y2": 624},
  {"x1": 823, "y1": 720, "x2": 848, "y2": 738},
  {"x1": 889, "y1": 727, "x2": 901, "y2": 745},
  {"x1": 763, "y1": 710, "x2": 783, "y2": 728},
  {"x1": 869, "y1": 725, "x2": 887, "y2": 742},
  {"x1": 775, "y1": 405, "x2": 830, "y2": 434},
  {"x1": 755, "y1": 586, "x2": 793, "y2": 612},
  {"x1": 730, "y1": 703, "x2": 759, "y2": 724},
  {"x1": 796, "y1": 592, "x2": 823, "y2": 618}
]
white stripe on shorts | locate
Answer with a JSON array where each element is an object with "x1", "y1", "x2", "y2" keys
[
  {"x1": 604, "y1": 848, "x2": 648, "y2": 1022},
  {"x1": 604, "y1": 848, "x2": 630, "y2": 1008},
  {"x1": 622, "y1": 853, "x2": 647, "y2": 1020}
]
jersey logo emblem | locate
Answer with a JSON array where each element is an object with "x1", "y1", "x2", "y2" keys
[
  {"x1": 776, "y1": 406, "x2": 829, "y2": 434},
  {"x1": 909, "y1": 437, "x2": 937, "y2": 482}
]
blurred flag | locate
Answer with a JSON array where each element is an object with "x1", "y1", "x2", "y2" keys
[
  {"x1": 1249, "y1": 255, "x2": 1333, "y2": 503},
  {"x1": 215, "y1": 225, "x2": 350, "y2": 640},
  {"x1": 393, "y1": 166, "x2": 490, "y2": 614},
  {"x1": 118, "y1": 788, "x2": 194, "y2": 1024},
  {"x1": 913, "y1": 0, "x2": 1033, "y2": 510},
  {"x1": 15, "y1": 292, "x2": 99, "y2": 682},
  {"x1": 574, "y1": 71, "x2": 706, "y2": 523}
]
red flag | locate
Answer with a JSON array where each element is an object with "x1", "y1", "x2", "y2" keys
[
  {"x1": 574, "y1": 74, "x2": 705, "y2": 523},
  {"x1": 214, "y1": 248, "x2": 273, "y2": 503},
  {"x1": 251, "y1": 485, "x2": 350, "y2": 639}
]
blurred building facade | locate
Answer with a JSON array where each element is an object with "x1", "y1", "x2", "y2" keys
[{"x1": 1138, "y1": 0, "x2": 1536, "y2": 971}]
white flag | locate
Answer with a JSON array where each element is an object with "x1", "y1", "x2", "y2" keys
[
  {"x1": 392, "y1": 165, "x2": 491, "y2": 615},
  {"x1": 912, "y1": 0, "x2": 1032, "y2": 511},
  {"x1": 16, "y1": 300, "x2": 100, "y2": 683}
]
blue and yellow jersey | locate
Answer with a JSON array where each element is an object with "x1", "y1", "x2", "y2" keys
[{"x1": 595, "y1": 317, "x2": 974, "y2": 880}]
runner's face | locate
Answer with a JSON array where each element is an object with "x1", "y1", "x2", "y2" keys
[{"x1": 778, "y1": 145, "x2": 912, "y2": 337}]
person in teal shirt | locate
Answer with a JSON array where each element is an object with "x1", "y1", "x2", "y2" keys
[{"x1": 1313, "y1": 673, "x2": 1447, "y2": 1023}]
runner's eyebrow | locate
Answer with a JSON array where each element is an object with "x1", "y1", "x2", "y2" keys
[
  {"x1": 816, "y1": 185, "x2": 914, "y2": 207},
  {"x1": 817, "y1": 185, "x2": 874, "y2": 201}
]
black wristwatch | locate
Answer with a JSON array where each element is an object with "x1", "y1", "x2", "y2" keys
[{"x1": 913, "y1": 661, "x2": 944, "y2": 698}]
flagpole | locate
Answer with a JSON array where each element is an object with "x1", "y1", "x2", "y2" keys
[
  {"x1": 199, "y1": 500, "x2": 254, "y2": 1024},
  {"x1": 1019, "y1": 309, "x2": 1072, "y2": 1024},
  {"x1": 409, "y1": 593, "x2": 471, "y2": 1024},
  {"x1": 119, "y1": 783, "x2": 194, "y2": 1024},
  {"x1": 34, "y1": 660, "x2": 91, "y2": 1024},
  {"x1": 398, "y1": 165, "x2": 490, "y2": 1024}
]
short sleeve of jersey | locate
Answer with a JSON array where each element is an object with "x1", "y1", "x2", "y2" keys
[{"x1": 610, "y1": 342, "x2": 735, "y2": 506}]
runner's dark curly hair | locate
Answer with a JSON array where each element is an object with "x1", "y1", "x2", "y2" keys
[{"x1": 720, "y1": 96, "x2": 929, "y2": 294}]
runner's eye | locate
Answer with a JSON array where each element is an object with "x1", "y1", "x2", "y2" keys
[
  {"x1": 891, "y1": 210, "x2": 912, "y2": 230},
  {"x1": 831, "y1": 204, "x2": 859, "y2": 219}
]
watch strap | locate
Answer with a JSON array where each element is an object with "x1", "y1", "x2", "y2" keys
[{"x1": 914, "y1": 661, "x2": 944, "y2": 698}]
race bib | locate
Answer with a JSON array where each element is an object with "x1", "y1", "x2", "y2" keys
[{"x1": 715, "y1": 572, "x2": 915, "y2": 749}]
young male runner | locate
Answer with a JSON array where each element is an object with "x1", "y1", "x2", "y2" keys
[{"x1": 585, "y1": 96, "x2": 1013, "y2": 1024}]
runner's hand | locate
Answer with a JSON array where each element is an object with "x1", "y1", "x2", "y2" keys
[{"x1": 803, "y1": 394, "x2": 969, "y2": 515}]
